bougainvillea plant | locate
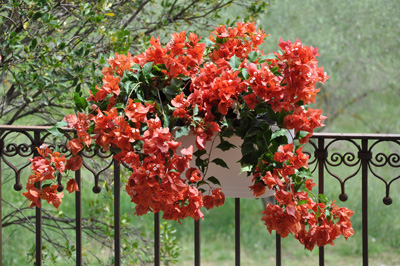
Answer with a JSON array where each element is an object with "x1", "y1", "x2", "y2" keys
[{"x1": 23, "y1": 22, "x2": 354, "y2": 250}]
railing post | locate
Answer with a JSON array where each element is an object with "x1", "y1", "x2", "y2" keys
[
  {"x1": 0, "y1": 158, "x2": 2, "y2": 266},
  {"x1": 275, "y1": 233, "x2": 281, "y2": 266},
  {"x1": 359, "y1": 139, "x2": 371, "y2": 266},
  {"x1": 154, "y1": 212, "x2": 160, "y2": 266},
  {"x1": 235, "y1": 198, "x2": 240, "y2": 266},
  {"x1": 194, "y1": 219, "x2": 200, "y2": 266},
  {"x1": 33, "y1": 131, "x2": 42, "y2": 266},
  {"x1": 113, "y1": 160, "x2": 121, "y2": 266},
  {"x1": 316, "y1": 138, "x2": 326, "y2": 266},
  {"x1": 275, "y1": 196, "x2": 281, "y2": 266},
  {"x1": 75, "y1": 169, "x2": 82, "y2": 266}
]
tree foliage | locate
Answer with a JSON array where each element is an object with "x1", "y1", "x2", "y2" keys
[
  {"x1": 260, "y1": 0, "x2": 400, "y2": 133},
  {"x1": 0, "y1": 0, "x2": 270, "y2": 125}
]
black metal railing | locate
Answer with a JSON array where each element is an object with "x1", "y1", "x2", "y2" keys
[{"x1": 0, "y1": 125, "x2": 399, "y2": 266}]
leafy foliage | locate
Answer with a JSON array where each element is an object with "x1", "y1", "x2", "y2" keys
[{"x1": 0, "y1": 0, "x2": 270, "y2": 125}]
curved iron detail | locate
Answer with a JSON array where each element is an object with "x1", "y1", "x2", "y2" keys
[
  {"x1": 0, "y1": 130, "x2": 36, "y2": 190},
  {"x1": 305, "y1": 139, "x2": 318, "y2": 173},
  {"x1": 367, "y1": 139, "x2": 400, "y2": 205},
  {"x1": 79, "y1": 147, "x2": 114, "y2": 194},
  {"x1": 317, "y1": 138, "x2": 362, "y2": 202}
]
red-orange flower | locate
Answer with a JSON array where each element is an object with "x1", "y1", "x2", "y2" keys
[
  {"x1": 66, "y1": 179, "x2": 79, "y2": 193},
  {"x1": 66, "y1": 156, "x2": 82, "y2": 171}
]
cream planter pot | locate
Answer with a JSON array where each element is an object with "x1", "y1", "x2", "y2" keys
[{"x1": 177, "y1": 127, "x2": 294, "y2": 198}]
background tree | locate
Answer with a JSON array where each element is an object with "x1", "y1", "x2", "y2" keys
[
  {"x1": 259, "y1": 0, "x2": 400, "y2": 133},
  {"x1": 0, "y1": 0, "x2": 270, "y2": 125}
]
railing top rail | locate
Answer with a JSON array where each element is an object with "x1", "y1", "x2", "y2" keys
[
  {"x1": 312, "y1": 132, "x2": 400, "y2": 140},
  {"x1": 0, "y1": 125, "x2": 74, "y2": 132},
  {"x1": 0, "y1": 125, "x2": 399, "y2": 140}
]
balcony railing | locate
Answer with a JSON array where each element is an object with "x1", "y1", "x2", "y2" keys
[{"x1": 0, "y1": 125, "x2": 399, "y2": 266}]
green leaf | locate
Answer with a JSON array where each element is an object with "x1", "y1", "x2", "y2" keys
[
  {"x1": 73, "y1": 92, "x2": 88, "y2": 111},
  {"x1": 241, "y1": 68, "x2": 249, "y2": 80},
  {"x1": 99, "y1": 55, "x2": 106, "y2": 65},
  {"x1": 240, "y1": 164, "x2": 252, "y2": 174},
  {"x1": 41, "y1": 94, "x2": 49, "y2": 105},
  {"x1": 228, "y1": 55, "x2": 241, "y2": 69},
  {"x1": 55, "y1": 120, "x2": 69, "y2": 128},
  {"x1": 296, "y1": 168, "x2": 312, "y2": 179},
  {"x1": 204, "y1": 38, "x2": 215, "y2": 48},
  {"x1": 193, "y1": 149, "x2": 207, "y2": 158},
  {"x1": 248, "y1": 51, "x2": 260, "y2": 62},
  {"x1": 30, "y1": 38, "x2": 37, "y2": 50},
  {"x1": 316, "y1": 207, "x2": 321, "y2": 218},
  {"x1": 325, "y1": 209, "x2": 332, "y2": 221},
  {"x1": 220, "y1": 128, "x2": 235, "y2": 138},
  {"x1": 241, "y1": 139, "x2": 255, "y2": 155},
  {"x1": 216, "y1": 139, "x2": 237, "y2": 151},
  {"x1": 174, "y1": 125, "x2": 190, "y2": 139},
  {"x1": 154, "y1": 64, "x2": 167, "y2": 71},
  {"x1": 162, "y1": 113, "x2": 170, "y2": 128},
  {"x1": 297, "y1": 199, "x2": 308, "y2": 206},
  {"x1": 270, "y1": 66, "x2": 279, "y2": 74},
  {"x1": 259, "y1": 53, "x2": 278, "y2": 63},
  {"x1": 113, "y1": 103, "x2": 125, "y2": 110},
  {"x1": 207, "y1": 176, "x2": 221, "y2": 186},
  {"x1": 318, "y1": 194, "x2": 328, "y2": 204},
  {"x1": 32, "y1": 11, "x2": 43, "y2": 20},
  {"x1": 47, "y1": 126, "x2": 64, "y2": 137},
  {"x1": 195, "y1": 157, "x2": 208, "y2": 173},
  {"x1": 196, "y1": 181, "x2": 208, "y2": 187},
  {"x1": 271, "y1": 129, "x2": 287, "y2": 140},
  {"x1": 212, "y1": 158, "x2": 229, "y2": 169},
  {"x1": 193, "y1": 104, "x2": 199, "y2": 116},
  {"x1": 58, "y1": 42, "x2": 66, "y2": 50},
  {"x1": 133, "y1": 140, "x2": 144, "y2": 151},
  {"x1": 297, "y1": 130, "x2": 310, "y2": 139},
  {"x1": 142, "y1": 62, "x2": 153, "y2": 82},
  {"x1": 161, "y1": 85, "x2": 181, "y2": 98},
  {"x1": 47, "y1": 120, "x2": 68, "y2": 137},
  {"x1": 215, "y1": 37, "x2": 226, "y2": 44}
]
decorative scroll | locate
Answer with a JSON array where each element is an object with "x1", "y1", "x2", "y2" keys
[
  {"x1": 368, "y1": 139, "x2": 400, "y2": 205},
  {"x1": 0, "y1": 130, "x2": 36, "y2": 190}
]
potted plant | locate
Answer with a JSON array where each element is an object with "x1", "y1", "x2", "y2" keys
[{"x1": 23, "y1": 22, "x2": 354, "y2": 250}]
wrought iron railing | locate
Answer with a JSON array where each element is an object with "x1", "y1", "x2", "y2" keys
[{"x1": 0, "y1": 125, "x2": 399, "y2": 266}]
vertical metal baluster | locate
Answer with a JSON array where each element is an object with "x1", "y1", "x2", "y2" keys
[
  {"x1": 75, "y1": 169, "x2": 82, "y2": 266},
  {"x1": 235, "y1": 198, "x2": 240, "y2": 266},
  {"x1": 275, "y1": 233, "x2": 281, "y2": 266},
  {"x1": 0, "y1": 159, "x2": 3, "y2": 264},
  {"x1": 318, "y1": 138, "x2": 325, "y2": 266},
  {"x1": 34, "y1": 131, "x2": 42, "y2": 266},
  {"x1": 275, "y1": 195, "x2": 281, "y2": 266},
  {"x1": 360, "y1": 139, "x2": 370, "y2": 266},
  {"x1": 114, "y1": 160, "x2": 121, "y2": 266},
  {"x1": 154, "y1": 212, "x2": 160, "y2": 266},
  {"x1": 194, "y1": 219, "x2": 200, "y2": 266}
]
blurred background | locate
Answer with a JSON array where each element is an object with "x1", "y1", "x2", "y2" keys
[{"x1": 1, "y1": 0, "x2": 399, "y2": 265}]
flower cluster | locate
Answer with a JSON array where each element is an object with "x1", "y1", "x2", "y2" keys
[
  {"x1": 258, "y1": 143, "x2": 354, "y2": 250},
  {"x1": 23, "y1": 144, "x2": 79, "y2": 209},
  {"x1": 23, "y1": 22, "x2": 354, "y2": 249}
]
